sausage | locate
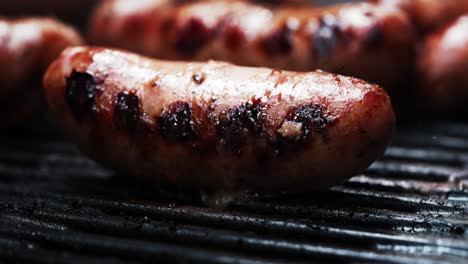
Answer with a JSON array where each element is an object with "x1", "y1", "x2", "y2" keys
[
  {"x1": 372, "y1": 0, "x2": 468, "y2": 34},
  {"x1": 88, "y1": 0, "x2": 415, "y2": 91},
  {"x1": 252, "y1": 0, "x2": 311, "y2": 5},
  {"x1": 0, "y1": 18, "x2": 83, "y2": 127},
  {"x1": 417, "y1": 15, "x2": 468, "y2": 112},
  {"x1": 43, "y1": 47, "x2": 395, "y2": 191}
]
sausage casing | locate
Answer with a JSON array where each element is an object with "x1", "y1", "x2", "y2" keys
[
  {"x1": 44, "y1": 47, "x2": 395, "y2": 191},
  {"x1": 373, "y1": 0, "x2": 468, "y2": 34},
  {"x1": 89, "y1": 0, "x2": 415, "y2": 91},
  {"x1": 417, "y1": 15, "x2": 468, "y2": 112},
  {"x1": 0, "y1": 18, "x2": 83, "y2": 127}
]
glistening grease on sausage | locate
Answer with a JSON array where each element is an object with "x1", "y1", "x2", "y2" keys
[
  {"x1": 0, "y1": 18, "x2": 83, "y2": 127},
  {"x1": 89, "y1": 0, "x2": 415, "y2": 91},
  {"x1": 44, "y1": 47, "x2": 395, "y2": 191}
]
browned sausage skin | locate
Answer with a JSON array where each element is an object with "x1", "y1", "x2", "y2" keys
[
  {"x1": 89, "y1": 0, "x2": 415, "y2": 91},
  {"x1": 252, "y1": 0, "x2": 312, "y2": 5},
  {"x1": 417, "y1": 15, "x2": 468, "y2": 112},
  {"x1": 372, "y1": 0, "x2": 468, "y2": 34},
  {"x1": 0, "y1": 18, "x2": 83, "y2": 127},
  {"x1": 44, "y1": 47, "x2": 395, "y2": 191}
]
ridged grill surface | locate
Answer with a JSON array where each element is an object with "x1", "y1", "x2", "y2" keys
[{"x1": 0, "y1": 122, "x2": 467, "y2": 264}]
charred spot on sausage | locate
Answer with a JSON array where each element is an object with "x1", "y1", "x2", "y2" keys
[
  {"x1": 261, "y1": 22, "x2": 294, "y2": 57},
  {"x1": 174, "y1": 0, "x2": 200, "y2": 4},
  {"x1": 224, "y1": 25, "x2": 246, "y2": 51},
  {"x1": 175, "y1": 18, "x2": 213, "y2": 56},
  {"x1": 289, "y1": 104, "x2": 329, "y2": 138},
  {"x1": 270, "y1": 104, "x2": 330, "y2": 157},
  {"x1": 114, "y1": 91, "x2": 141, "y2": 131},
  {"x1": 363, "y1": 24, "x2": 383, "y2": 49},
  {"x1": 313, "y1": 15, "x2": 342, "y2": 59},
  {"x1": 159, "y1": 101, "x2": 198, "y2": 140},
  {"x1": 216, "y1": 99, "x2": 266, "y2": 154},
  {"x1": 65, "y1": 71, "x2": 99, "y2": 120}
]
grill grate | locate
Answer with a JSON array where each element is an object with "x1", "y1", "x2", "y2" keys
[{"x1": 0, "y1": 122, "x2": 467, "y2": 263}]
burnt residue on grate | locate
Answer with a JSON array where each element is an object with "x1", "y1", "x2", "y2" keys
[{"x1": 0, "y1": 122, "x2": 468, "y2": 263}]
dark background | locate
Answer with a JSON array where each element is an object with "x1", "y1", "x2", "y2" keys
[{"x1": 1, "y1": 0, "x2": 97, "y2": 28}]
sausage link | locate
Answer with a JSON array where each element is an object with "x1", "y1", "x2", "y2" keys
[
  {"x1": 253, "y1": 0, "x2": 312, "y2": 5},
  {"x1": 372, "y1": 0, "x2": 468, "y2": 34},
  {"x1": 0, "y1": 18, "x2": 83, "y2": 127},
  {"x1": 43, "y1": 47, "x2": 395, "y2": 191},
  {"x1": 88, "y1": 0, "x2": 415, "y2": 91},
  {"x1": 417, "y1": 15, "x2": 468, "y2": 112}
]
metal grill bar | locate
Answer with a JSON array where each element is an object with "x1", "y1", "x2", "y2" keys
[
  {"x1": 0, "y1": 212, "x2": 441, "y2": 264},
  {"x1": 0, "y1": 192, "x2": 465, "y2": 263},
  {"x1": 384, "y1": 147, "x2": 468, "y2": 166},
  {"x1": 0, "y1": 122, "x2": 467, "y2": 263},
  {"x1": 0, "y1": 220, "x2": 296, "y2": 264},
  {"x1": 345, "y1": 175, "x2": 464, "y2": 195},
  {"x1": 400, "y1": 122, "x2": 468, "y2": 138},
  {"x1": 2, "y1": 190, "x2": 466, "y2": 249},
  {"x1": 0, "y1": 243, "x2": 133, "y2": 264},
  {"x1": 394, "y1": 134, "x2": 468, "y2": 151}
]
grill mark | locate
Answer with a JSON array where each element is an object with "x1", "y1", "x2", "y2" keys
[
  {"x1": 173, "y1": 0, "x2": 201, "y2": 4},
  {"x1": 215, "y1": 99, "x2": 266, "y2": 155},
  {"x1": 175, "y1": 18, "x2": 213, "y2": 56},
  {"x1": 254, "y1": 0, "x2": 288, "y2": 3},
  {"x1": 224, "y1": 25, "x2": 246, "y2": 51},
  {"x1": 270, "y1": 104, "x2": 331, "y2": 157},
  {"x1": 65, "y1": 71, "x2": 100, "y2": 121},
  {"x1": 289, "y1": 104, "x2": 329, "y2": 137},
  {"x1": 159, "y1": 101, "x2": 198, "y2": 140},
  {"x1": 363, "y1": 24, "x2": 383, "y2": 49},
  {"x1": 261, "y1": 22, "x2": 294, "y2": 57},
  {"x1": 114, "y1": 91, "x2": 141, "y2": 132},
  {"x1": 313, "y1": 15, "x2": 342, "y2": 59}
]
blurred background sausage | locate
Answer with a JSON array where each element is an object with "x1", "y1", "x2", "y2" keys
[
  {"x1": 0, "y1": 18, "x2": 83, "y2": 128},
  {"x1": 372, "y1": 0, "x2": 468, "y2": 34},
  {"x1": 417, "y1": 15, "x2": 468, "y2": 113},
  {"x1": 89, "y1": 0, "x2": 416, "y2": 95}
]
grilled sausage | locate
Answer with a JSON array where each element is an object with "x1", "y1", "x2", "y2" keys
[
  {"x1": 372, "y1": 0, "x2": 468, "y2": 34},
  {"x1": 417, "y1": 15, "x2": 468, "y2": 112},
  {"x1": 89, "y1": 0, "x2": 415, "y2": 91},
  {"x1": 0, "y1": 18, "x2": 83, "y2": 127},
  {"x1": 253, "y1": 0, "x2": 311, "y2": 5},
  {"x1": 43, "y1": 47, "x2": 395, "y2": 191}
]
